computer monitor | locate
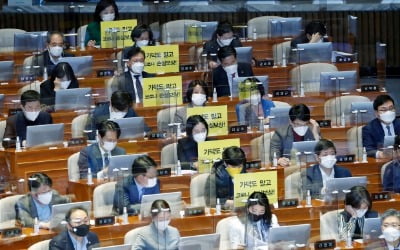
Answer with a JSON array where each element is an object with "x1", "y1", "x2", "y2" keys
[
  {"x1": 0, "y1": 61, "x2": 14, "y2": 81},
  {"x1": 199, "y1": 21, "x2": 218, "y2": 41},
  {"x1": 350, "y1": 101, "x2": 375, "y2": 124},
  {"x1": 363, "y1": 217, "x2": 382, "y2": 241},
  {"x1": 268, "y1": 17, "x2": 303, "y2": 38},
  {"x1": 292, "y1": 140, "x2": 318, "y2": 154},
  {"x1": 296, "y1": 42, "x2": 333, "y2": 63},
  {"x1": 268, "y1": 107, "x2": 290, "y2": 129},
  {"x1": 92, "y1": 245, "x2": 132, "y2": 250},
  {"x1": 231, "y1": 75, "x2": 269, "y2": 98},
  {"x1": 235, "y1": 47, "x2": 253, "y2": 65},
  {"x1": 113, "y1": 117, "x2": 145, "y2": 139},
  {"x1": 54, "y1": 88, "x2": 92, "y2": 111},
  {"x1": 50, "y1": 201, "x2": 91, "y2": 229},
  {"x1": 140, "y1": 192, "x2": 182, "y2": 218},
  {"x1": 108, "y1": 154, "x2": 147, "y2": 177},
  {"x1": 268, "y1": 224, "x2": 311, "y2": 246},
  {"x1": 179, "y1": 233, "x2": 220, "y2": 250},
  {"x1": 383, "y1": 135, "x2": 395, "y2": 148},
  {"x1": 324, "y1": 176, "x2": 368, "y2": 201},
  {"x1": 58, "y1": 56, "x2": 93, "y2": 77},
  {"x1": 26, "y1": 123, "x2": 64, "y2": 148},
  {"x1": 14, "y1": 31, "x2": 48, "y2": 52},
  {"x1": 320, "y1": 71, "x2": 357, "y2": 93},
  {"x1": 0, "y1": 94, "x2": 4, "y2": 114}
]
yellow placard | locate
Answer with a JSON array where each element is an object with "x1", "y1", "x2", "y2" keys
[
  {"x1": 142, "y1": 76, "x2": 183, "y2": 107},
  {"x1": 186, "y1": 105, "x2": 228, "y2": 136},
  {"x1": 100, "y1": 19, "x2": 137, "y2": 48},
  {"x1": 238, "y1": 80, "x2": 259, "y2": 101},
  {"x1": 142, "y1": 45, "x2": 180, "y2": 74},
  {"x1": 233, "y1": 171, "x2": 278, "y2": 207},
  {"x1": 197, "y1": 138, "x2": 240, "y2": 173}
]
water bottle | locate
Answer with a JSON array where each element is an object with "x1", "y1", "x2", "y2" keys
[
  {"x1": 272, "y1": 152, "x2": 278, "y2": 167},
  {"x1": 87, "y1": 168, "x2": 93, "y2": 185},
  {"x1": 306, "y1": 190, "x2": 312, "y2": 207},
  {"x1": 212, "y1": 88, "x2": 218, "y2": 103},
  {"x1": 362, "y1": 147, "x2": 368, "y2": 163},
  {"x1": 340, "y1": 112, "x2": 346, "y2": 127},
  {"x1": 215, "y1": 198, "x2": 221, "y2": 215},
  {"x1": 34, "y1": 217, "x2": 40, "y2": 234},
  {"x1": 122, "y1": 207, "x2": 128, "y2": 225},
  {"x1": 176, "y1": 160, "x2": 182, "y2": 176},
  {"x1": 43, "y1": 67, "x2": 48, "y2": 81},
  {"x1": 252, "y1": 28, "x2": 257, "y2": 40},
  {"x1": 16, "y1": 136, "x2": 21, "y2": 151}
]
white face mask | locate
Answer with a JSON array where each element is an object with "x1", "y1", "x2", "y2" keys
[
  {"x1": 131, "y1": 62, "x2": 145, "y2": 74},
  {"x1": 293, "y1": 125, "x2": 308, "y2": 136},
  {"x1": 320, "y1": 155, "x2": 337, "y2": 169},
  {"x1": 49, "y1": 46, "x2": 63, "y2": 57},
  {"x1": 60, "y1": 80, "x2": 71, "y2": 89},
  {"x1": 101, "y1": 13, "x2": 115, "y2": 22},
  {"x1": 191, "y1": 93, "x2": 206, "y2": 106},
  {"x1": 136, "y1": 40, "x2": 149, "y2": 47},
  {"x1": 219, "y1": 38, "x2": 233, "y2": 46},
  {"x1": 37, "y1": 191, "x2": 52, "y2": 205},
  {"x1": 154, "y1": 219, "x2": 170, "y2": 231},
  {"x1": 193, "y1": 132, "x2": 207, "y2": 143},
  {"x1": 383, "y1": 227, "x2": 400, "y2": 242},
  {"x1": 380, "y1": 110, "x2": 396, "y2": 124},
  {"x1": 224, "y1": 64, "x2": 238, "y2": 75},
  {"x1": 249, "y1": 94, "x2": 261, "y2": 104},
  {"x1": 109, "y1": 110, "x2": 127, "y2": 120},
  {"x1": 24, "y1": 111, "x2": 40, "y2": 121},
  {"x1": 102, "y1": 141, "x2": 116, "y2": 152},
  {"x1": 355, "y1": 208, "x2": 367, "y2": 218},
  {"x1": 146, "y1": 177, "x2": 157, "y2": 188}
]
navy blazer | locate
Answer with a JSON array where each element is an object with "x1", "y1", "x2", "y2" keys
[
  {"x1": 362, "y1": 118, "x2": 400, "y2": 157},
  {"x1": 177, "y1": 136, "x2": 212, "y2": 170},
  {"x1": 49, "y1": 230, "x2": 99, "y2": 250},
  {"x1": 115, "y1": 71, "x2": 155, "y2": 102},
  {"x1": 382, "y1": 160, "x2": 400, "y2": 193},
  {"x1": 212, "y1": 62, "x2": 253, "y2": 97}
]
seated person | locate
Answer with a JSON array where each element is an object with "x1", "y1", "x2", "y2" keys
[
  {"x1": 85, "y1": 0, "x2": 119, "y2": 47},
  {"x1": 3, "y1": 90, "x2": 53, "y2": 148},
  {"x1": 363, "y1": 94, "x2": 400, "y2": 158},
  {"x1": 290, "y1": 20, "x2": 329, "y2": 48},
  {"x1": 202, "y1": 21, "x2": 242, "y2": 69},
  {"x1": 113, "y1": 155, "x2": 160, "y2": 215},
  {"x1": 173, "y1": 80, "x2": 209, "y2": 132},
  {"x1": 270, "y1": 103, "x2": 320, "y2": 167},
  {"x1": 40, "y1": 62, "x2": 79, "y2": 107},
  {"x1": 338, "y1": 186, "x2": 378, "y2": 240},
  {"x1": 49, "y1": 206, "x2": 100, "y2": 249},
  {"x1": 177, "y1": 115, "x2": 210, "y2": 170},
  {"x1": 15, "y1": 173, "x2": 70, "y2": 229},
  {"x1": 78, "y1": 120, "x2": 126, "y2": 179},
  {"x1": 212, "y1": 45, "x2": 253, "y2": 97},
  {"x1": 121, "y1": 24, "x2": 155, "y2": 67},
  {"x1": 133, "y1": 199, "x2": 180, "y2": 250},
  {"x1": 302, "y1": 139, "x2": 352, "y2": 198},
  {"x1": 366, "y1": 209, "x2": 400, "y2": 250},
  {"x1": 227, "y1": 191, "x2": 279, "y2": 249},
  {"x1": 111, "y1": 47, "x2": 155, "y2": 103},
  {"x1": 205, "y1": 146, "x2": 247, "y2": 209},
  {"x1": 383, "y1": 135, "x2": 400, "y2": 192}
]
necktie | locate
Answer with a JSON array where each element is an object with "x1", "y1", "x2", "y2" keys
[
  {"x1": 387, "y1": 125, "x2": 392, "y2": 136},
  {"x1": 134, "y1": 75, "x2": 143, "y2": 102},
  {"x1": 104, "y1": 153, "x2": 110, "y2": 167}
]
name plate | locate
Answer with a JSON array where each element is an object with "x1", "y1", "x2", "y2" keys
[
  {"x1": 95, "y1": 216, "x2": 115, "y2": 226},
  {"x1": 148, "y1": 132, "x2": 167, "y2": 139},
  {"x1": 96, "y1": 69, "x2": 114, "y2": 77},
  {"x1": 336, "y1": 55, "x2": 354, "y2": 63},
  {"x1": 184, "y1": 206, "x2": 205, "y2": 216},
  {"x1": 317, "y1": 120, "x2": 331, "y2": 128},
  {"x1": 361, "y1": 84, "x2": 379, "y2": 92},
  {"x1": 273, "y1": 90, "x2": 291, "y2": 97},
  {"x1": 179, "y1": 64, "x2": 195, "y2": 72},
  {"x1": 0, "y1": 227, "x2": 22, "y2": 238},
  {"x1": 336, "y1": 154, "x2": 355, "y2": 163},
  {"x1": 19, "y1": 74, "x2": 35, "y2": 82},
  {"x1": 68, "y1": 137, "x2": 86, "y2": 147},
  {"x1": 157, "y1": 168, "x2": 171, "y2": 176},
  {"x1": 229, "y1": 125, "x2": 247, "y2": 134},
  {"x1": 314, "y1": 239, "x2": 336, "y2": 249},
  {"x1": 371, "y1": 191, "x2": 391, "y2": 201},
  {"x1": 278, "y1": 198, "x2": 298, "y2": 208},
  {"x1": 256, "y1": 59, "x2": 274, "y2": 67},
  {"x1": 245, "y1": 160, "x2": 262, "y2": 169}
]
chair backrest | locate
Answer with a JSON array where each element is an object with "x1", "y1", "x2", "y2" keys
[
  {"x1": 320, "y1": 209, "x2": 343, "y2": 241},
  {"x1": 71, "y1": 114, "x2": 89, "y2": 138},
  {"x1": 68, "y1": 152, "x2": 80, "y2": 182},
  {"x1": 247, "y1": 16, "x2": 281, "y2": 39},
  {"x1": 190, "y1": 173, "x2": 210, "y2": 206},
  {"x1": 28, "y1": 239, "x2": 51, "y2": 250},
  {"x1": 18, "y1": 81, "x2": 42, "y2": 95},
  {"x1": 160, "y1": 142, "x2": 178, "y2": 168},
  {"x1": 124, "y1": 227, "x2": 142, "y2": 246},
  {"x1": 157, "y1": 106, "x2": 184, "y2": 132},
  {"x1": 290, "y1": 63, "x2": 338, "y2": 93},
  {"x1": 161, "y1": 19, "x2": 201, "y2": 43},
  {"x1": 346, "y1": 125, "x2": 364, "y2": 156},
  {"x1": 93, "y1": 181, "x2": 117, "y2": 217},
  {"x1": 0, "y1": 194, "x2": 23, "y2": 229},
  {"x1": 250, "y1": 131, "x2": 274, "y2": 163},
  {"x1": 216, "y1": 216, "x2": 237, "y2": 250},
  {"x1": 284, "y1": 171, "x2": 301, "y2": 199},
  {"x1": 77, "y1": 25, "x2": 88, "y2": 46},
  {"x1": 272, "y1": 40, "x2": 291, "y2": 65},
  {"x1": 0, "y1": 120, "x2": 7, "y2": 143},
  {"x1": 381, "y1": 160, "x2": 392, "y2": 183},
  {"x1": 0, "y1": 28, "x2": 25, "y2": 52},
  {"x1": 324, "y1": 95, "x2": 371, "y2": 126}
]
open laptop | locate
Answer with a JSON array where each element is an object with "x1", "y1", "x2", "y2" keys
[
  {"x1": 324, "y1": 176, "x2": 368, "y2": 201},
  {"x1": 108, "y1": 154, "x2": 147, "y2": 177},
  {"x1": 54, "y1": 88, "x2": 92, "y2": 111},
  {"x1": 0, "y1": 61, "x2": 14, "y2": 81},
  {"x1": 296, "y1": 42, "x2": 333, "y2": 63},
  {"x1": 269, "y1": 224, "x2": 311, "y2": 246},
  {"x1": 50, "y1": 201, "x2": 91, "y2": 230},
  {"x1": 362, "y1": 217, "x2": 382, "y2": 241},
  {"x1": 140, "y1": 192, "x2": 182, "y2": 218},
  {"x1": 179, "y1": 233, "x2": 220, "y2": 250},
  {"x1": 58, "y1": 56, "x2": 93, "y2": 77},
  {"x1": 113, "y1": 117, "x2": 145, "y2": 139},
  {"x1": 92, "y1": 244, "x2": 132, "y2": 250},
  {"x1": 26, "y1": 123, "x2": 64, "y2": 148}
]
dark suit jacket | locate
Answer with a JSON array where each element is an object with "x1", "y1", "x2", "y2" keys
[
  {"x1": 202, "y1": 37, "x2": 242, "y2": 61},
  {"x1": 112, "y1": 175, "x2": 160, "y2": 215},
  {"x1": 49, "y1": 230, "x2": 99, "y2": 250},
  {"x1": 340, "y1": 210, "x2": 379, "y2": 240},
  {"x1": 362, "y1": 118, "x2": 400, "y2": 157},
  {"x1": 40, "y1": 79, "x2": 79, "y2": 106},
  {"x1": 77, "y1": 142, "x2": 126, "y2": 178},
  {"x1": 212, "y1": 62, "x2": 253, "y2": 97},
  {"x1": 112, "y1": 71, "x2": 155, "y2": 103}
]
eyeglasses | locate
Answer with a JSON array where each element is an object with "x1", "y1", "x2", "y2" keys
[{"x1": 378, "y1": 106, "x2": 395, "y2": 113}]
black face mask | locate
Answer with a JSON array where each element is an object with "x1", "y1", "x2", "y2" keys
[
  {"x1": 248, "y1": 213, "x2": 263, "y2": 222},
  {"x1": 70, "y1": 224, "x2": 90, "y2": 237}
]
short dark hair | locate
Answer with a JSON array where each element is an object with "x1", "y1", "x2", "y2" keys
[
  {"x1": 216, "y1": 21, "x2": 234, "y2": 37},
  {"x1": 126, "y1": 47, "x2": 145, "y2": 60},
  {"x1": 131, "y1": 24, "x2": 154, "y2": 43},
  {"x1": 28, "y1": 173, "x2": 52, "y2": 191},
  {"x1": 223, "y1": 146, "x2": 246, "y2": 167},
  {"x1": 314, "y1": 139, "x2": 336, "y2": 155},
  {"x1": 345, "y1": 186, "x2": 372, "y2": 211},
  {"x1": 217, "y1": 45, "x2": 237, "y2": 62},
  {"x1": 381, "y1": 209, "x2": 400, "y2": 223},
  {"x1": 93, "y1": 0, "x2": 119, "y2": 23},
  {"x1": 373, "y1": 94, "x2": 395, "y2": 111},
  {"x1": 47, "y1": 31, "x2": 64, "y2": 44},
  {"x1": 21, "y1": 90, "x2": 40, "y2": 106},
  {"x1": 247, "y1": 191, "x2": 272, "y2": 225},
  {"x1": 185, "y1": 115, "x2": 208, "y2": 138},
  {"x1": 150, "y1": 199, "x2": 170, "y2": 217},
  {"x1": 98, "y1": 120, "x2": 121, "y2": 138},
  {"x1": 289, "y1": 104, "x2": 310, "y2": 122},
  {"x1": 131, "y1": 155, "x2": 157, "y2": 176},
  {"x1": 49, "y1": 62, "x2": 79, "y2": 89},
  {"x1": 305, "y1": 21, "x2": 327, "y2": 37},
  {"x1": 186, "y1": 80, "x2": 209, "y2": 103},
  {"x1": 111, "y1": 91, "x2": 132, "y2": 111},
  {"x1": 65, "y1": 206, "x2": 89, "y2": 222}
]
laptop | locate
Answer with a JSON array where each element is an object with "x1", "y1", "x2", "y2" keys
[
  {"x1": 324, "y1": 176, "x2": 368, "y2": 201},
  {"x1": 50, "y1": 201, "x2": 91, "y2": 229},
  {"x1": 0, "y1": 61, "x2": 14, "y2": 81},
  {"x1": 54, "y1": 88, "x2": 92, "y2": 111},
  {"x1": 92, "y1": 244, "x2": 132, "y2": 250},
  {"x1": 179, "y1": 233, "x2": 220, "y2": 250},
  {"x1": 362, "y1": 217, "x2": 382, "y2": 241},
  {"x1": 296, "y1": 42, "x2": 333, "y2": 63},
  {"x1": 58, "y1": 56, "x2": 93, "y2": 77},
  {"x1": 269, "y1": 224, "x2": 311, "y2": 246},
  {"x1": 140, "y1": 192, "x2": 182, "y2": 218},
  {"x1": 108, "y1": 154, "x2": 147, "y2": 177},
  {"x1": 26, "y1": 123, "x2": 64, "y2": 148},
  {"x1": 113, "y1": 117, "x2": 145, "y2": 139}
]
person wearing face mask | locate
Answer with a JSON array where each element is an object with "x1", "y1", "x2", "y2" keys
[
  {"x1": 290, "y1": 20, "x2": 329, "y2": 49},
  {"x1": 383, "y1": 135, "x2": 400, "y2": 193},
  {"x1": 3, "y1": 90, "x2": 53, "y2": 148},
  {"x1": 338, "y1": 186, "x2": 378, "y2": 241},
  {"x1": 85, "y1": 0, "x2": 119, "y2": 47},
  {"x1": 203, "y1": 21, "x2": 242, "y2": 69},
  {"x1": 133, "y1": 199, "x2": 180, "y2": 250},
  {"x1": 113, "y1": 155, "x2": 160, "y2": 215},
  {"x1": 363, "y1": 95, "x2": 400, "y2": 159},
  {"x1": 270, "y1": 103, "x2": 320, "y2": 167},
  {"x1": 49, "y1": 206, "x2": 100, "y2": 249},
  {"x1": 173, "y1": 80, "x2": 209, "y2": 132},
  {"x1": 366, "y1": 209, "x2": 400, "y2": 250},
  {"x1": 302, "y1": 139, "x2": 352, "y2": 199},
  {"x1": 78, "y1": 120, "x2": 126, "y2": 179},
  {"x1": 40, "y1": 62, "x2": 79, "y2": 108},
  {"x1": 177, "y1": 115, "x2": 209, "y2": 170},
  {"x1": 212, "y1": 45, "x2": 253, "y2": 97},
  {"x1": 15, "y1": 173, "x2": 70, "y2": 229},
  {"x1": 121, "y1": 24, "x2": 155, "y2": 67}
]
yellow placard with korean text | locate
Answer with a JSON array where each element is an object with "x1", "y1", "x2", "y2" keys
[
  {"x1": 233, "y1": 171, "x2": 278, "y2": 207},
  {"x1": 197, "y1": 138, "x2": 240, "y2": 173},
  {"x1": 142, "y1": 45, "x2": 180, "y2": 74},
  {"x1": 186, "y1": 105, "x2": 228, "y2": 136},
  {"x1": 142, "y1": 76, "x2": 183, "y2": 107},
  {"x1": 100, "y1": 19, "x2": 137, "y2": 48}
]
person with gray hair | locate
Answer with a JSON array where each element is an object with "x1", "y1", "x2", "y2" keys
[{"x1": 366, "y1": 208, "x2": 400, "y2": 249}]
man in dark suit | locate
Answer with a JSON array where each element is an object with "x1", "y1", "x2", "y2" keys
[
  {"x1": 2, "y1": 90, "x2": 52, "y2": 148},
  {"x1": 212, "y1": 45, "x2": 253, "y2": 97},
  {"x1": 362, "y1": 94, "x2": 400, "y2": 158},
  {"x1": 113, "y1": 155, "x2": 160, "y2": 215},
  {"x1": 112, "y1": 47, "x2": 155, "y2": 103},
  {"x1": 78, "y1": 120, "x2": 126, "y2": 179},
  {"x1": 290, "y1": 21, "x2": 329, "y2": 48},
  {"x1": 49, "y1": 206, "x2": 99, "y2": 250}
]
